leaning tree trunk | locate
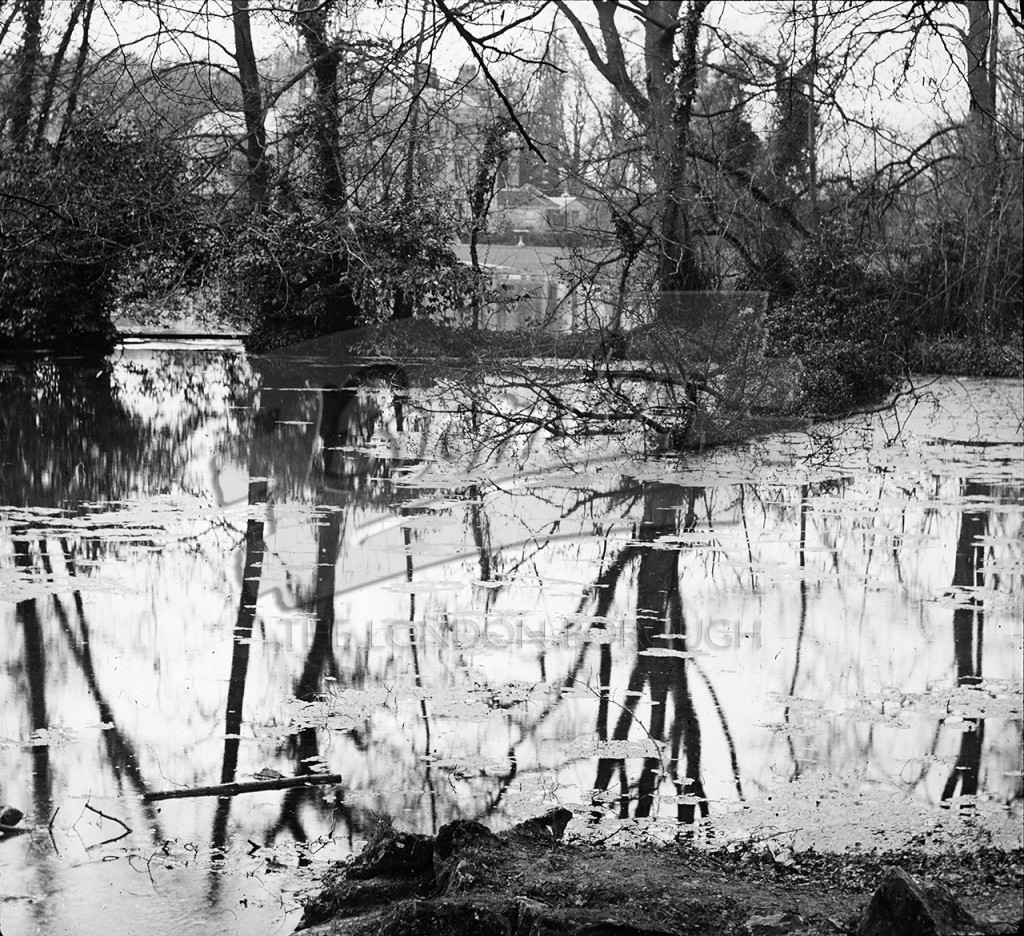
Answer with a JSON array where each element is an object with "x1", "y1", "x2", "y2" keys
[
  {"x1": 232, "y1": 0, "x2": 269, "y2": 211},
  {"x1": 34, "y1": 0, "x2": 85, "y2": 150}
]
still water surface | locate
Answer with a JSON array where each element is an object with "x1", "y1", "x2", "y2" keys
[{"x1": 1, "y1": 340, "x2": 1021, "y2": 935}]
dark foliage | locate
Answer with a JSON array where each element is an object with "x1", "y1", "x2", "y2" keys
[
  {"x1": 225, "y1": 211, "x2": 362, "y2": 353},
  {"x1": 0, "y1": 109, "x2": 195, "y2": 353},
  {"x1": 754, "y1": 224, "x2": 900, "y2": 415},
  {"x1": 224, "y1": 201, "x2": 478, "y2": 353},
  {"x1": 909, "y1": 334, "x2": 1024, "y2": 378},
  {"x1": 894, "y1": 219, "x2": 1024, "y2": 341}
]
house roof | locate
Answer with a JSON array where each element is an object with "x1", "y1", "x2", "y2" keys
[
  {"x1": 185, "y1": 109, "x2": 284, "y2": 158},
  {"x1": 493, "y1": 184, "x2": 560, "y2": 210}
]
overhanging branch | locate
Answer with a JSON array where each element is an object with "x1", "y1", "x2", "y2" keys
[{"x1": 432, "y1": 0, "x2": 545, "y2": 160}]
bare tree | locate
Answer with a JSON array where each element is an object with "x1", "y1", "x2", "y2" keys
[{"x1": 554, "y1": 0, "x2": 711, "y2": 306}]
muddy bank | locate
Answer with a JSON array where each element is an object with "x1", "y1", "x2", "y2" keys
[{"x1": 296, "y1": 810, "x2": 1022, "y2": 935}]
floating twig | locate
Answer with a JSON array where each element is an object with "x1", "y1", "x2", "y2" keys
[
  {"x1": 84, "y1": 802, "x2": 132, "y2": 835},
  {"x1": 48, "y1": 806, "x2": 60, "y2": 854}
]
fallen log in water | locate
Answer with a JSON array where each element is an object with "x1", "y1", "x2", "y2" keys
[{"x1": 143, "y1": 773, "x2": 342, "y2": 801}]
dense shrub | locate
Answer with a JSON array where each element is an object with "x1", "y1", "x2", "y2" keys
[
  {"x1": 1, "y1": 109, "x2": 195, "y2": 353},
  {"x1": 223, "y1": 200, "x2": 479, "y2": 353},
  {"x1": 1, "y1": 149, "x2": 117, "y2": 352},
  {"x1": 222, "y1": 211, "x2": 359, "y2": 352},
  {"x1": 892, "y1": 219, "x2": 1024, "y2": 341},
  {"x1": 908, "y1": 334, "x2": 1024, "y2": 378},
  {"x1": 754, "y1": 226, "x2": 900, "y2": 415}
]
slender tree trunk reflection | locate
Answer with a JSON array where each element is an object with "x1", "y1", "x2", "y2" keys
[
  {"x1": 942, "y1": 481, "x2": 990, "y2": 809},
  {"x1": 404, "y1": 518, "x2": 438, "y2": 833},
  {"x1": 13, "y1": 539, "x2": 53, "y2": 826},
  {"x1": 784, "y1": 484, "x2": 809, "y2": 780},
  {"x1": 210, "y1": 479, "x2": 267, "y2": 890},
  {"x1": 47, "y1": 539, "x2": 164, "y2": 836}
]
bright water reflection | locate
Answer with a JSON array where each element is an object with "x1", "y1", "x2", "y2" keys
[{"x1": 0, "y1": 342, "x2": 1021, "y2": 935}]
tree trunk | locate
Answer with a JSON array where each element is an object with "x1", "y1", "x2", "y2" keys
[
  {"x1": 807, "y1": 0, "x2": 819, "y2": 231},
  {"x1": 296, "y1": 0, "x2": 346, "y2": 206},
  {"x1": 468, "y1": 117, "x2": 513, "y2": 328},
  {"x1": 34, "y1": 0, "x2": 86, "y2": 150},
  {"x1": 403, "y1": 2, "x2": 431, "y2": 206},
  {"x1": 395, "y1": 6, "x2": 432, "y2": 320},
  {"x1": 8, "y1": 0, "x2": 44, "y2": 150},
  {"x1": 232, "y1": 0, "x2": 269, "y2": 211},
  {"x1": 654, "y1": 0, "x2": 708, "y2": 299},
  {"x1": 555, "y1": 0, "x2": 709, "y2": 313},
  {"x1": 964, "y1": 1, "x2": 997, "y2": 207},
  {"x1": 962, "y1": 0, "x2": 999, "y2": 327}
]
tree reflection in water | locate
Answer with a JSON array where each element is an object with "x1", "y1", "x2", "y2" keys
[
  {"x1": 1, "y1": 353, "x2": 1021, "y2": 935},
  {"x1": 13, "y1": 539, "x2": 53, "y2": 830},
  {"x1": 209, "y1": 478, "x2": 268, "y2": 896},
  {"x1": 590, "y1": 484, "x2": 712, "y2": 827},
  {"x1": 221, "y1": 348, "x2": 447, "y2": 859},
  {"x1": 942, "y1": 480, "x2": 992, "y2": 811},
  {"x1": 248, "y1": 373, "x2": 1023, "y2": 840}
]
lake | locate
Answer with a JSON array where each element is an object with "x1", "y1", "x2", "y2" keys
[{"x1": 1, "y1": 339, "x2": 1021, "y2": 935}]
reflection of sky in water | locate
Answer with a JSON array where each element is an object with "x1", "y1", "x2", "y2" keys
[{"x1": 0, "y1": 350, "x2": 1021, "y2": 935}]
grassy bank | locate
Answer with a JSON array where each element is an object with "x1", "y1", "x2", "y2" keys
[{"x1": 297, "y1": 812, "x2": 1023, "y2": 935}]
